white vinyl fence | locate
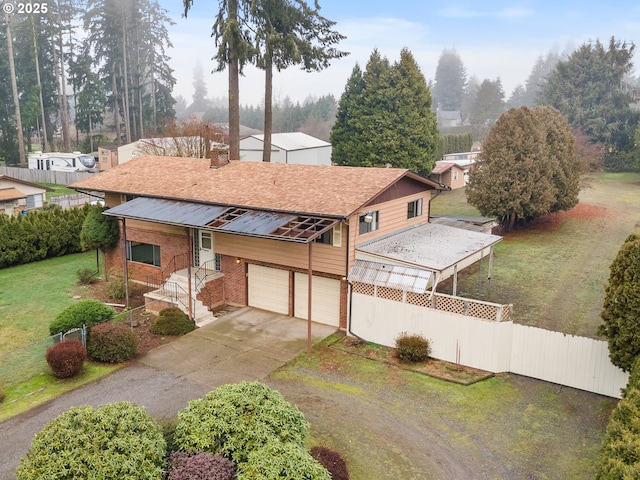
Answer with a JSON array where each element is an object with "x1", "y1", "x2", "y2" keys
[{"x1": 350, "y1": 292, "x2": 628, "y2": 398}]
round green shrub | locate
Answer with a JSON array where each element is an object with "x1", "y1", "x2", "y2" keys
[
  {"x1": 150, "y1": 307, "x2": 196, "y2": 336},
  {"x1": 49, "y1": 299, "x2": 114, "y2": 335},
  {"x1": 395, "y1": 332, "x2": 431, "y2": 363},
  {"x1": 237, "y1": 440, "x2": 330, "y2": 480},
  {"x1": 16, "y1": 402, "x2": 166, "y2": 480},
  {"x1": 87, "y1": 322, "x2": 137, "y2": 363},
  {"x1": 311, "y1": 446, "x2": 349, "y2": 480},
  {"x1": 45, "y1": 339, "x2": 86, "y2": 378},
  {"x1": 167, "y1": 451, "x2": 236, "y2": 480},
  {"x1": 174, "y1": 382, "x2": 309, "y2": 465}
]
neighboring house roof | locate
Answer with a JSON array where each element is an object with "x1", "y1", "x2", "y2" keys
[
  {"x1": 430, "y1": 162, "x2": 465, "y2": 175},
  {"x1": 0, "y1": 175, "x2": 53, "y2": 192},
  {"x1": 213, "y1": 123, "x2": 262, "y2": 139},
  {"x1": 0, "y1": 187, "x2": 26, "y2": 201},
  {"x1": 70, "y1": 155, "x2": 442, "y2": 218},
  {"x1": 247, "y1": 132, "x2": 330, "y2": 151}
]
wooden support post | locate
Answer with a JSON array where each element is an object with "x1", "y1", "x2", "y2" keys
[
  {"x1": 307, "y1": 241, "x2": 313, "y2": 357},
  {"x1": 121, "y1": 218, "x2": 129, "y2": 309}
]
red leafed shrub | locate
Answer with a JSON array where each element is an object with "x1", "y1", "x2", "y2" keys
[
  {"x1": 87, "y1": 322, "x2": 137, "y2": 363},
  {"x1": 311, "y1": 446, "x2": 349, "y2": 480},
  {"x1": 46, "y1": 340, "x2": 86, "y2": 378},
  {"x1": 167, "y1": 451, "x2": 235, "y2": 480}
]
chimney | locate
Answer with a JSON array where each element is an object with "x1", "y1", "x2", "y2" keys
[{"x1": 210, "y1": 148, "x2": 230, "y2": 168}]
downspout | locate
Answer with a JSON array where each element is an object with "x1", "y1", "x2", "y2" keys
[
  {"x1": 121, "y1": 218, "x2": 129, "y2": 309},
  {"x1": 345, "y1": 219, "x2": 355, "y2": 337}
]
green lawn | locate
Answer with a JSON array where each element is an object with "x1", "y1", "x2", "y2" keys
[
  {"x1": 0, "y1": 251, "x2": 98, "y2": 353},
  {"x1": 430, "y1": 172, "x2": 640, "y2": 337},
  {"x1": 36, "y1": 182, "x2": 80, "y2": 201}
]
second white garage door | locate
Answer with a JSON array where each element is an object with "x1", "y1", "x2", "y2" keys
[
  {"x1": 294, "y1": 273, "x2": 341, "y2": 327},
  {"x1": 247, "y1": 264, "x2": 289, "y2": 315}
]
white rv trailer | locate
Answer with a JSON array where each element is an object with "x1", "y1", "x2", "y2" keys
[{"x1": 27, "y1": 151, "x2": 98, "y2": 173}]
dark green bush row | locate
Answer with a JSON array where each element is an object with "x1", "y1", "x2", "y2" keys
[
  {"x1": 16, "y1": 402, "x2": 166, "y2": 480},
  {"x1": 395, "y1": 332, "x2": 431, "y2": 363},
  {"x1": 597, "y1": 357, "x2": 640, "y2": 478},
  {"x1": 0, "y1": 203, "x2": 92, "y2": 269},
  {"x1": 45, "y1": 340, "x2": 86, "y2": 378},
  {"x1": 150, "y1": 307, "x2": 196, "y2": 336},
  {"x1": 167, "y1": 451, "x2": 235, "y2": 480},
  {"x1": 87, "y1": 322, "x2": 138, "y2": 363},
  {"x1": 49, "y1": 299, "x2": 114, "y2": 335}
]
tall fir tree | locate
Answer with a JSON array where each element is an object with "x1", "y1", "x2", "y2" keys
[{"x1": 331, "y1": 49, "x2": 437, "y2": 175}]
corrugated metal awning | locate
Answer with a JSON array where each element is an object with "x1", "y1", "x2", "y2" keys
[
  {"x1": 103, "y1": 197, "x2": 228, "y2": 228},
  {"x1": 348, "y1": 259, "x2": 432, "y2": 293}
]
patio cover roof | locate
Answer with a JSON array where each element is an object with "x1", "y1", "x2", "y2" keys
[
  {"x1": 104, "y1": 197, "x2": 339, "y2": 243},
  {"x1": 355, "y1": 222, "x2": 502, "y2": 274},
  {"x1": 348, "y1": 259, "x2": 432, "y2": 293}
]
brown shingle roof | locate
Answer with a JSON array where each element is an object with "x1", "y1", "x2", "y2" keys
[
  {"x1": 70, "y1": 156, "x2": 440, "y2": 217},
  {"x1": 0, "y1": 188, "x2": 26, "y2": 201}
]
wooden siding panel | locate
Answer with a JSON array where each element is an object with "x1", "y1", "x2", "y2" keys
[
  {"x1": 126, "y1": 219, "x2": 186, "y2": 236},
  {"x1": 348, "y1": 191, "x2": 432, "y2": 268},
  {"x1": 215, "y1": 229, "x2": 346, "y2": 276}
]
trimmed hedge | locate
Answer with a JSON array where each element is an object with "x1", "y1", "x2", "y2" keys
[
  {"x1": 167, "y1": 451, "x2": 235, "y2": 480},
  {"x1": 174, "y1": 382, "x2": 310, "y2": 465},
  {"x1": 150, "y1": 307, "x2": 196, "y2": 336},
  {"x1": 49, "y1": 299, "x2": 114, "y2": 336},
  {"x1": 395, "y1": 332, "x2": 431, "y2": 363},
  {"x1": 0, "y1": 203, "x2": 91, "y2": 269},
  {"x1": 45, "y1": 339, "x2": 86, "y2": 378},
  {"x1": 16, "y1": 402, "x2": 166, "y2": 480},
  {"x1": 87, "y1": 322, "x2": 137, "y2": 363}
]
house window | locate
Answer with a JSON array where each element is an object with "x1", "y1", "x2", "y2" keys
[
  {"x1": 314, "y1": 229, "x2": 333, "y2": 244},
  {"x1": 453, "y1": 170, "x2": 459, "y2": 181},
  {"x1": 407, "y1": 199, "x2": 423, "y2": 219},
  {"x1": 359, "y1": 211, "x2": 379, "y2": 235},
  {"x1": 127, "y1": 241, "x2": 161, "y2": 266}
]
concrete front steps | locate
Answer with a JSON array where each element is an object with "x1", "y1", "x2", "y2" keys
[{"x1": 144, "y1": 269, "x2": 218, "y2": 327}]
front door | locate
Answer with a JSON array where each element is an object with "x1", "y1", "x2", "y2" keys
[{"x1": 198, "y1": 230, "x2": 215, "y2": 266}]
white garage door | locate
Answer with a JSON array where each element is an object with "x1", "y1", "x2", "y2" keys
[
  {"x1": 294, "y1": 273, "x2": 341, "y2": 327},
  {"x1": 247, "y1": 264, "x2": 290, "y2": 315}
]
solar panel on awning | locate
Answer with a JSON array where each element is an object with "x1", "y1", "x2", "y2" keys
[
  {"x1": 348, "y1": 259, "x2": 432, "y2": 293},
  {"x1": 103, "y1": 197, "x2": 228, "y2": 228}
]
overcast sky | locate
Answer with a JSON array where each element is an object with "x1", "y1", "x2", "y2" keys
[{"x1": 161, "y1": 0, "x2": 640, "y2": 107}]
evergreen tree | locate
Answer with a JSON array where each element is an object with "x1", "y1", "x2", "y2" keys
[
  {"x1": 80, "y1": 206, "x2": 119, "y2": 279},
  {"x1": 250, "y1": 0, "x2": 347, "y2": 162},
  {"x1": 598, "y1": 234, "x2": 640, "y2": 372},
  {"x1": 466, "y1": 106, "x2": 578, "y2": 231},
  {"x1": 539, "y1": 37, "x2": 637, "y2": 151},
  {"x1": 331, "y1": 49, "x2": 438, "y2": 175},
  {"x1": 432, "y1": 48, "x2": 467, "y2": 111},
  {"x1": 468, "y1": 78, "x2": 505, "y2": 126}
]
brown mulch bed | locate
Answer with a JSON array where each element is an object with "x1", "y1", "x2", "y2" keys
[
  {"x1": 79, "y1": 280, "x2": 179, "y2": 356},
  {"x1": 329, "y1": 334, "x2": 493, "y2": 385}
]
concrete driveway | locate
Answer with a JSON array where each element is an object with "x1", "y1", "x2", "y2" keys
[
  {"x1": 140, "y1": 307, "x2": 337, "y2": 387},
  {"x1": 0, "y1": 307, "x2": 336, "y2": 480}
]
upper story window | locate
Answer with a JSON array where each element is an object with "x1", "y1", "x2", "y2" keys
[
  {"x1": 359, "y1": 211, "x2": 379, "y2": 235},
  {"x1": 407, "y1": 199, "x2": 423, "y2": 219}
]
